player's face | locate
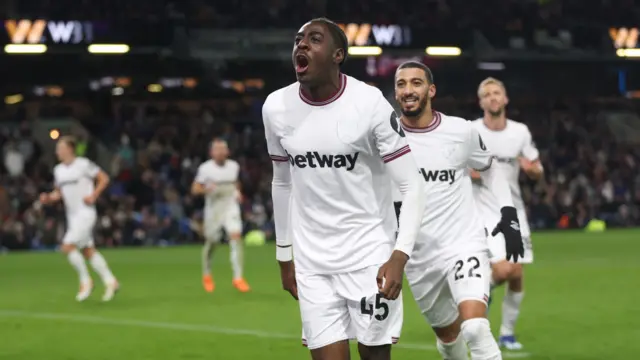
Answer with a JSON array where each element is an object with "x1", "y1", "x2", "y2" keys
[
  {"x1": 479, "y1": 83, "x2": 508, "y2": 116},
  {"x1": 210, "y1": 142, "x2": 229, "y2": 162},
  {"x1": 394, "y1": 68, "x2": 435, "y2": 117},
  {"x1": 55, "y1": 141, "x2": 73, "y2": 161},
  {"x1": 292, "y1": 22, "x2": 340, "y2": 84}
]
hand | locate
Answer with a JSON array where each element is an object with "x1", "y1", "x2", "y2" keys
[
  {"x1": 377, "y1": 250, "x2": 408, "y2": 300},
  {"x1": 491, "y1": 206, "x2": 524, "y2": 262},
  {"x1": 278, "y1": 260, "x2": 298, "y2": 300},
  {"x1": 205, "y1": 184, "x2": 217, "y2": 193},
  {"x1": 83, "y1": 194, "x2": 97, "y2": 205},
  {"x1": 518, "y1": 157, "x2": 533, "y2": 171},
  {"x1": 39, "y1": 193, "x2": 49, "y2": 205},
  {"x1": 469, "y1": 169, "x2": 482, "y2": 184}
]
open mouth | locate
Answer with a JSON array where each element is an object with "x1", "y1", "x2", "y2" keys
[
  {"x1": 295, "y1": 54, "x2": 309, "y2": 73},
  {"x1": 402, "y1": 96, "x2": 419, "y2": 106}
]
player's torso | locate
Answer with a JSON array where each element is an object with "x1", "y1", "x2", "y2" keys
[
  {"x1": 269, "y1": 76, "x2": 395, "y2": 273},
  {"x1": 55, "y1": 162, "x2": 96, "y2": 216},
  {"x1": 199, "y1": 160, "x2": 239, "y2": 213},
  {"x1": 403, "y1": 114, "x2": 486, "y2": 262},
  {"x1": 472, "y1": 120, "x2": 526, "y2": 209}
]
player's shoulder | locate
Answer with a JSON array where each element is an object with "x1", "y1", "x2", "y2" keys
[
  {"x1": 439, "y1": 112, "x2": 475, "y2": 135},
  {"x1": 226, "y1": 159, "x2": 240, "y2": 168},
  {"x1": 73, "y1": 157, "x2": 94, "y2": 168},
  {"x1": 506, "y1": 119, "x2": 532, "y2": 135},
  {"x1": 263, "y1": 82, "x2": 300, "y2": 116},
  {"x1": 198, "y1": 159, "x2": 213, "y2": 169}
]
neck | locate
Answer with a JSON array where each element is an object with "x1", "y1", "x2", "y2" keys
[
  {"x1": 215, "y1": 159, "x2": 225, "y2": 166},
  {"x1": 401, "y1": 105, "x2": 434, "y2": 129},
  {"x1": 300, "y1": 71, "x2": 341, "y2": 102},
  {"x1": 62, "y1": 156, "x2": 75, "y2": 165},
  {"x1": 483, "y1": 112, "x2": 507, "y2": 131}
]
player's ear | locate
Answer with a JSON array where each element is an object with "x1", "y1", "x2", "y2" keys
[
  {"x1": 428, "y1": 84, "x2": 437, "y2": 99},
  {"x1": 333, "y1": 48, "x2": 345, "y2": 65},
  {"x1": 504, "y1": 95, "x2": 509, "y2": 106}
]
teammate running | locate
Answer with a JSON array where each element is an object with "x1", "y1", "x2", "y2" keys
[
  {"x1": 39, "y1": 136, "x2": 119, "y2": 302},
  {"x1": 393, "y1": 62, "x2": 524, "y2": 360},
  {"x1": 192, "y1": 138, "x2": 250, "y2": 293},
  {"x1": 471, "y1": 77, "x2": 543, "y2": 351}
]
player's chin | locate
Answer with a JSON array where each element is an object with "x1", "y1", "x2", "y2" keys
[{"x1": 401, "y1": 106, "x2": 422, "y2": 117}]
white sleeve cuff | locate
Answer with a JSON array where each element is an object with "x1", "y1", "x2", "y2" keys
[{"x1": 276, "y1": 245, "x2": 293, "y2": 262}]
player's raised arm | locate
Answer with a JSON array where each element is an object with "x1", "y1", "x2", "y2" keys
[
  {"x1": 519, "y1": 127, "x2": 543, "y2": 180},
  {"x1": 467, "y1": 126, "x2": 524, "y2": 262}
]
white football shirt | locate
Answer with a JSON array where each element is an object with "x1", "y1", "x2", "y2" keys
[
  {"x1": 53, "y1": 157, "x2": 100, "y2": 217},
  {"x1": 263, "y1": 73, "x2": 412, "y2": 274},
  {"x1": 194, "y1": 159, "x2": 240, "y2": 217},
  {"x1": 396, "y1": 112, "x2": 490, "y2": 263},
  {"x1": 471, "y1": 119, "x2": 539, "y2": 215}
]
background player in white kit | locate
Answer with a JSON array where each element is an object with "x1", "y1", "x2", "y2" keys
[
  {"x1": 470, "y1": 78, "x2": 544, "y2": 350},
  {"x1": 191, "y1": 138, "x2": 250, "y2": 294},
  {"x1": 264, "y1": 18, "x2": 425, "y2": 360},
  {"x1": 39, "y1": 136, "x2": 119, "y2": 302},
  {"x1": 393, "y1": 62, "x2": 523, "y2": 360}
]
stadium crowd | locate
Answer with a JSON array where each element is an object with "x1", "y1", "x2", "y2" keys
[{"x1": 1, "y1": 93, "x2": 639, "y2": 251}]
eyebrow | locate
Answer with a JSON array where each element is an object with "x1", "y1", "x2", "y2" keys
[{"x1": 295, "y1": 30, "x2": 324, "y2": 37}]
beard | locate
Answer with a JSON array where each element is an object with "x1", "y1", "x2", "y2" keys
[
  {"x1": 488, "y1": 107, "x2": 505, "y2": 117},
  {"x1": 400, "y1": 96, "x2": 429, "y2": 117}
]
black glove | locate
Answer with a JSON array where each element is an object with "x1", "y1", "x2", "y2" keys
[{"x1": 491, "y1": 206, "x2": 524, "y2": 262}]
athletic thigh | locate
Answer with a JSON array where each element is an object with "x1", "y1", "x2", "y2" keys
[
  {"x1": 297, "y1": 272, "x2": 350, "y2": 350},
  {"x1": 406, "y1": 260, "x2": 458, "y2": 329},
  {"x1": 446, "y1": 250, "x2": 492, "y2": 306},
  {"x1": 340, "y1": 265, "x2": 403, "y2": 347},
  {"x1": 63, "y1": 213, "x2": 96, "y2": 249},
  {"x1": 223, "y1": 205, "x2": 243, "y2": 235},
  {"x1": 517, "y1": 209, "x2": 534, "y2": 264}
]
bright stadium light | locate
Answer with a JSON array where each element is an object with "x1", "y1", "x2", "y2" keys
[
  {"x1": 4, "y1": 44, "x2": 47, "y2": 54},
  {"x1": 88, "y1": 44, "x2": 130, "y2": 54},
  {"x1": 4, "y1": 94, "x2": 23, "y2": 105},
  {"x1": 348, "y1": 46, "x2": 383, "y2": 56},
  {"x1": 425, "y1": 46, "x2": 461, "y2": 56},
  {"x1": 616, "y1": 48, "x2": 640, "y2": 57}
]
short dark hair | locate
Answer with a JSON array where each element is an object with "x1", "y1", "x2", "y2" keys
[
  {"x1": 397, "y1": 61, "x2": 434, "y2": 84},
  {"x1": 310, "y1": 17, "x2": 348, "y2": 66},
  {"x1": 59, "y1": 135, "x2": 77, "y2": 150}
]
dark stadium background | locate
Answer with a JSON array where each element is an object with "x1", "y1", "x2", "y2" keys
[{"x1": 1, "y1": 1, "x2": 639, "y2": 359}]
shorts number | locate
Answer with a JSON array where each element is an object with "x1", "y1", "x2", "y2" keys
[
  {"x1": 453, "y1": 256, "x2": 482, "y2": 281},
  {"x1": 360, "y1": 293, "x2": 389, "y2": 321}
]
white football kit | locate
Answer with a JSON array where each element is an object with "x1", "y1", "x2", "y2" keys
[
  {"x1": 54, "y1": 157, "x2": 100, "y2": 248},
  {"x1": 471, "y1": 119, "x2": 539, "y2": 263},
  {"x1": 397, "y1": 112, "x2": 501, "y2": 328},
  {"x1": 194, "y1": 159, "x2": 242, "y2": 240},
  {"x1": 263, "y1": 73, "x2": 424, "y2": 349}
]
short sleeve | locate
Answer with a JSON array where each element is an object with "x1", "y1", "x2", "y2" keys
[
  {"x1": 371, "y1": 93, "x2": 411, "y2": 163},
  {"x1": 520, "y1": 127, "x2": 539, "y2": 161},
  {"x1": 84, "y1": 159, "x2": 101, "y2": 178},
  {"x1": 262, "y1": 103, "x2": 288, "y2": 163},
  {"x1": 467, "y1": 126, "x2": 493, "y2": 171},
  {"x1": 194, "y1": 164, "x2": 207, "y2": 184}
]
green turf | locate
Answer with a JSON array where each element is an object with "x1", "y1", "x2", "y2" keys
[{"x1": 1, "y1": 230, "x2": 639, "y2": 359}]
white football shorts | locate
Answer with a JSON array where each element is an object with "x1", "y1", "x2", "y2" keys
[
  {"x1": 486, "y1": 209, "x2": 533, "y2": 264},
  {"x1": 406, "y1": 250, "x2": 491, "y2": 328},
  {"x1": 62, "y1": 211, "x2": 97, "y2": 248},
  {"x1": 203, "y1": 204, "x2": 242, "y2": 241},
  {"x1": 297, "y1": 264, "x2": 403, "y2": 350}
]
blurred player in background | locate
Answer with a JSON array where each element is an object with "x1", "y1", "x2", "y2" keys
[
  {"x1": 191, "y1": 139, "x2": 250, "y2": 293},
  {"x1": 39, "y1": 136, "x2": 119, "y2": 302},
  {"x1": 470, "y1": 78, "x2": 543, "y2": 350},
  {"x1": 394, "y1": 62, "x2": 523, "y2": 360},
  {"x1": 264, "y1": 18, "x2": 425, "y2": 360}
]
